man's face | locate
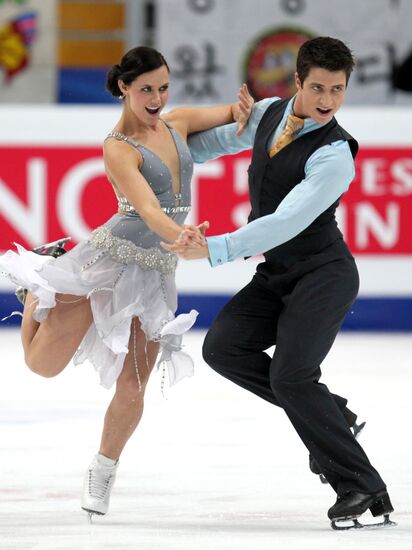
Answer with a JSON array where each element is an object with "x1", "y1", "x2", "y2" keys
[{"x1": 293, "y1": 67, "x2": 347, "y2": 124}]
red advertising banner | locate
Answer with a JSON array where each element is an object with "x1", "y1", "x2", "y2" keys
[
  {"x1": 0, "y1": 146, "x2": 411, "y2": 254},
  {"x1": 0, "y1": 147, "x2": 114, "y2": 250}
]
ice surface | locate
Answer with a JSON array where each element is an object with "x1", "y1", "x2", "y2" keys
[{"x1": 0, "y1": 329, "x2": 411, "y2": 549}]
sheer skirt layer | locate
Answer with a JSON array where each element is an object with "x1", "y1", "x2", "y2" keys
[{"x1": 0, "y1": 240, "x2": 197, "y2": 389}]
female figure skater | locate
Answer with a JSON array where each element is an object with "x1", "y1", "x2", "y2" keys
[{"x1": 0, "y1": 46, "x2": 253, "y2": 518}]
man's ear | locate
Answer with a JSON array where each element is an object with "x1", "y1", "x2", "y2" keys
[{"x1": 295, "y1": 72, "x2": 302, "y2": 91}]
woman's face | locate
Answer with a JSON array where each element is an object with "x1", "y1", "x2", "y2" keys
[{"x1": 119, "y1": 65, "x2": 170, "y2": 126}]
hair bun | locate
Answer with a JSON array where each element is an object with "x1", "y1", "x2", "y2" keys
[{"x1": 106, "y1": 64, "x2": 123, "y2": 98}]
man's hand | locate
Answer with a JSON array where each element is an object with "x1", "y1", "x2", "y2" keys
[
  {"x1": 233, "y1": 84, "x2": 254, "y2": 136},
  {"x1": 161, "y1": 241, "x2": 210, "y2": 260}
]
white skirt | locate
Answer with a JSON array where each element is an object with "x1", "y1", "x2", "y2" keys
[{"x1": 0, "y1": 241, "x2": 198, "y2": 390}]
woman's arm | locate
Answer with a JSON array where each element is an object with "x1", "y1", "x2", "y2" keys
[
  {"x1": 163, "y1": 84, "x2": 254, "y2": 137},
  {"x1": 188, "y1": 97, "x2": 278, "y2": 164},
  {"x1": 104, "y1": 139, "x2": 202, "y2": 244}
]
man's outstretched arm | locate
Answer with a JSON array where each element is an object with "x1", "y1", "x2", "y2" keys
[{"x1": 162, "y1": 140, "x2": 354, "y2": 264}]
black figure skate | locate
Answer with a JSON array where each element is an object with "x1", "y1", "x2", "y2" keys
[
  {"x1": 309, "y1": 420, "x2": 367, "y2": 484},
  {"x1": 328, "y1": 489, "x2": 397, "y2": 530},
  {"x1": 15, "y1": 237, "x2": 71, "y2": 305}
]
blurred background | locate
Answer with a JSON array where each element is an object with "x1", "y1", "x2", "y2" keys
[{"x1": 0, "y1": 0, "x2": 411, "y2": 331}]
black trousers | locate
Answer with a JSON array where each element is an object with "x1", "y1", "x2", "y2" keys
[{"x1": 203, "y1": 240, "x2": 386, "y2": 495}]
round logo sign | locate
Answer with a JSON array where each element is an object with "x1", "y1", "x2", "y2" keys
[{"x1": 243, "y1": 27, "x2": 314, "y2": 100}]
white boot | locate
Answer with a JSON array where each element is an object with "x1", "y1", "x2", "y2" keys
[{"x1": 81, "y1": 453, "x2": 118, "y2": 516}]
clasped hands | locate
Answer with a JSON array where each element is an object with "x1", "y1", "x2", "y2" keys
[{"x1": 160, "y1": 221, "x2": 210, "y2": 260}]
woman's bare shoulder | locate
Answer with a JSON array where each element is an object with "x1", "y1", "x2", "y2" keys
[
  {"x1": 103, "y1": 136, "x2": 128, "y2": 160},
  {"x1": 103, "y1": 136, "x2": 143, "y2": 167},
  {"x1": 162, "y1": 111, "x2": 188, "y2": 140}
]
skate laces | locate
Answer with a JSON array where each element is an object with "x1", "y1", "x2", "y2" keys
[{"x1": 88, "y1": 466, "x2": 115, "y2": 500}]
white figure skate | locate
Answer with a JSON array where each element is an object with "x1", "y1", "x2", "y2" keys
[{"x1": 81, "y1": 453, "x2": 118, "y2": 520}]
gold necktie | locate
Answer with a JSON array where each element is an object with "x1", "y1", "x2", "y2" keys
[{"x1": 269, "y1": 114, "x2": 304, "y2": 158}]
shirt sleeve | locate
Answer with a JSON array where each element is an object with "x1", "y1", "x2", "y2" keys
[
  {"x1": 188, "y1": 97, "x2": 279, "y2": 163},
  {"x1": 206, "y1": 140, "x2": 355, "y2": 267}
]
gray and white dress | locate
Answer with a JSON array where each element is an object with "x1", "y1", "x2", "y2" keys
[{"x1": 0, "y1": 126, "x2": 197, "y2": 389}]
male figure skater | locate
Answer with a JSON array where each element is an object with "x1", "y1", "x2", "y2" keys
[{"x1": 163, "y1": 37, "x2": 395, "y2": 530}]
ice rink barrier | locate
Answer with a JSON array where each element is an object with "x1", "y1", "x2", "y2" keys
[{"x1": 0, "y1": 105, "x2": 411, "y2": 330}]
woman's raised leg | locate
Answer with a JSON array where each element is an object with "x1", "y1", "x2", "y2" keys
[{"x1": 21, "y1": 292, "x2": 93, "y2": 378}]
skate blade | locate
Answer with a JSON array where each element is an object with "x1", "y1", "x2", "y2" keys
[
  {"x1": 81, "y1": 507, "x2": 105, "y2": 523},
  {"x1": 33, "y1": 237, "x2": 71, "y2": 253},
  {"x1": 331, "y1": 514, "x2": 397, "y2": 531}
]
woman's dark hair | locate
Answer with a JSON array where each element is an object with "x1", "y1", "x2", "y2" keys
[
  {"x1": 296, "y1": 37, "x2": 355, "y2": 85},
  {"x1": 106, "y1": 46, "x2": 169, "y2": 98}
]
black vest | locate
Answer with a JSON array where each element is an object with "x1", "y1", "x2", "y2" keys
[{"x1": 248, "y1": 98, "x2": 358, "y2": 266}]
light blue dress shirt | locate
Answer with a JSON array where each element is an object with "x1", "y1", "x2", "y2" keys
[{"x1": 188, "y1": 97, "x2": 355, "y2": 267}]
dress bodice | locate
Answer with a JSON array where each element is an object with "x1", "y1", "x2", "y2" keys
[
  {"x1": 88, "y1": 124, "x2": 194, "y2": 274},
  {"x1": 106, "y1": 126, "x2": 193, "y2": 214}
]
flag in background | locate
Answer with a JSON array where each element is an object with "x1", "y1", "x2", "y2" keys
[
  {"x1": 0, "y1": 0, "x2": 56, "y2": 103},
  {"x1": 0, "y1": 11, "x2": 36, "y2": 80}
]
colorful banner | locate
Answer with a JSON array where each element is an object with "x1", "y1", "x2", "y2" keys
[
  {"x1": 156, "y1": 0, "x2": 412, "y2": 106},
  {"x1": 0, "y1": 146, "x2": 111, "y2": 248},
  {"x1": 0, "y1": 0, "x2": 56, "y2": 102}
]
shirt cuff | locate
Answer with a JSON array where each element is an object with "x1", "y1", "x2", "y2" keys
[{"x1": 206, "y1": 235, "x2": 229, "y2": 267}]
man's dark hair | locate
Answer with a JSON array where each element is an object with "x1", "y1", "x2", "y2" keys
[{"x1": 296, "y1": 36, "x2": 355, "y2": 85}]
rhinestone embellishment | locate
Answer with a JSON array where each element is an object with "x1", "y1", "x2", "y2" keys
[
  {"x1": 117, "y1": 196, "x2": 191, "y2": 216},
  {"x1": 89, "y1": 226, "x2": 178, "y2": 274}
]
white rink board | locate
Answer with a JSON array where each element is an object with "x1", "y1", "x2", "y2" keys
[{"x1": 0, "y1": 104, "x2": 411, "y2": 145}]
